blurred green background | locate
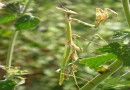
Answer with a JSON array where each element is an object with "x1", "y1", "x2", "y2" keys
[{"x1": 0, "y1": 0, "x2": 130, "y2": 90}]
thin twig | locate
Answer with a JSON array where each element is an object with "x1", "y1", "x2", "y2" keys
[
  {"x1": 71, "y1": 18, "x2": 95, "y2": 27},
  {"x1": 6, "y1": 31, "x2": 18, "y2": 69}
]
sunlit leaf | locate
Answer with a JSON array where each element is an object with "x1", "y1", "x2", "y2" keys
[
  {"x1": 0, "y1": 13, "x2": 17, "y2": 24},
  {"x1": 80, "y1": 53, "x2": 117, "y2": 70},
  {"x1": 97, "y1": 42, "x2": 130, "y2": 66}
]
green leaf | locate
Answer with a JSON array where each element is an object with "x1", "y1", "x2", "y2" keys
[
  {"x1": 80, "y1": 53, "x2": 117, "y2": 70},
  {"x1": 0, "y1": 13, "x2": 17, "y2": 24},
  {"x1": 97, "y1": 42, "x2": 130, "y2": 66},
  {"x1": 15, "y1": 14, "x2": 40, "y2": 30},
  {"x1": 112, "y1": 31, "x2": 130, "y2": 40},
  {"x1": 0, "y1": 80, "x2": 16, "y2": 90},
  {"x1": 97, "y1": 42, "x2": 121, "y2": 54},
  {"x1": 102, "y1": 76, "x2": 130, "y2": 89},
  {"x1": 119, "y1": 45, "x2": 130, "y2": 66}
]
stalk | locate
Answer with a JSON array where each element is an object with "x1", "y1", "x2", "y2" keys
[
  {"x1": 80, "y1": 60, "x2": 123, "y2": 90},
  {"x1": 6, "y1": 30, "x2": 19, "y2": 69},
  {"x1": 6, "y1": 0, "x2": 33, "y2": 69},
  {"x1": 22, "y1": 0, "x2": 32, "y2": 14},
  {"x1": 121, "y1": 0, "x2": 130, "y2": 27}
]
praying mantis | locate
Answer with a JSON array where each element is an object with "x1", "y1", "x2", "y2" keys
[
  {"x1": 57, "y1": 7, "x2": 82, "y2": 87},
  {"x1": 57, "y1": 6, "x2": 118, "y2": 88}
]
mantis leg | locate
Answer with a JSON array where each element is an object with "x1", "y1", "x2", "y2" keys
[{"x1": 59, "y1": 44, "x2": 72, "y2": 85}]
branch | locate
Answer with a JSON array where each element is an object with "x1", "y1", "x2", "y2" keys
[
  {"x1": 121, "y1": 0, "x2": 130, "y2": 27},
  {"x1": 80, "y1": 60, "x2": 123, "y2": 90}
]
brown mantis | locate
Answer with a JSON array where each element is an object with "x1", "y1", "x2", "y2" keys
[
  {"x1": 57, "y1": 6, "x2": 118, "y2": 89},
  {"x1": 57, "y1": 7, "x2": 82, "y2": 89},
  {"x1": 58, "y1": 7, "x2": 118, "y2": 28}
]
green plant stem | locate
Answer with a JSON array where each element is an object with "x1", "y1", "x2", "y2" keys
[
  {"x1": 6, "y1": 30, "x2": 19, "y2": 69},
  {"x1": 121, "y1": 0, "x2": 130, "y2": 27},
  {"x1": 22, "y1": 0, "x2": 32, "y2": 14},
  {"x1": 80, "y1": 60, "x2": 123, "y2": 90},
  {"x1": 71, "y1": 18, "x2": 95, "y2": 27},
  {"x1": 6, "y1": 0, "x2": 33, "y2": 69}
]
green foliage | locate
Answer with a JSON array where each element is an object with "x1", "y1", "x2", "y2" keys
[
  {"x1": 0, "y1": 0, "x2": 39, "y2": 89},
  {"x1": 0, "y1": 0, "x2": 129, "y2": 90},
  {"x1": 97, "y1": 42, "x2": 130, "y2": 66},
  {"x1": 112, "y1": 31, "x2": 130, "y2": 40},
  {"x1": 15, "y1": 14, "x2": 40, "y2": 30},
  {"x1": 0, "y1": 13, "x2": 17, "y2": 24},
  {"x1": 0, "y1": 2, "x2": 23, "y2": 24},
  {"x1": 99, "y1": 75, "x2": 130, "y2": 90},
  {"x1": 97, "y1": 42, "x2": 121, "y2": 54},
  {"x1": 5, "y1": 67, "x2": 29, "y2": 78},
  {"x1": 0, "y1": 80, "x2": 16, "y2": 90},
  {"x1": 80, "y1": 53, "x2": 117, "y2": 70}
]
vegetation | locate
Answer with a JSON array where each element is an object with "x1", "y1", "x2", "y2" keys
[{"x1": 0, "y1": 0, "x2": 130, "y2": 90}]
